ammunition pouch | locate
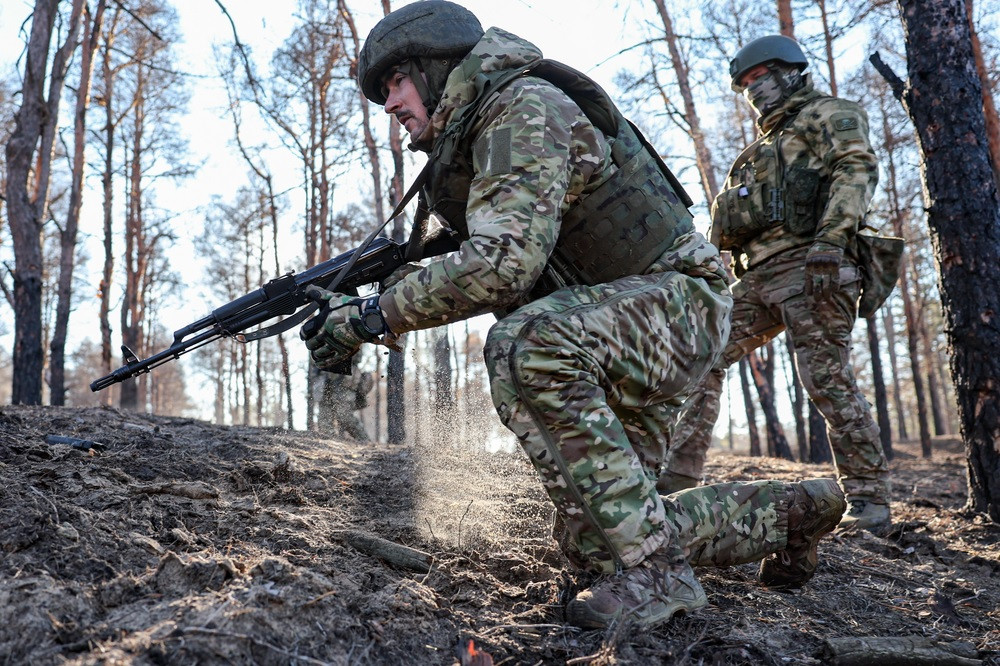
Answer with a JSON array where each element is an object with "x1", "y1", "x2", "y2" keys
[
  {"x1": 855, "y1": 231, "x2": 904, "y2": 318},
  {"x1": 711, "y1": 182, "x2": 770, "y2": 251}
]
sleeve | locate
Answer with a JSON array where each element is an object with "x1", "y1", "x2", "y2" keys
[
  {"x1": 810, "y1": 99, "x2": 879, "y2": 249},
  {"x1": 379, "y1": 82, "x2": 579, "y2": 334}
]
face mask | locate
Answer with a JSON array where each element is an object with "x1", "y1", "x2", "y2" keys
[{"x1": 741, "y1": 64, "x2": 804, "y2": 117}]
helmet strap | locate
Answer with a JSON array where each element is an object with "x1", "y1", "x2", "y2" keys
[
  {"x1": 397, "y1": 59, "x2": 436, "y2": 113},
  {"x1": 414, "y1": 56, "x2": 462, "y2": 114}
]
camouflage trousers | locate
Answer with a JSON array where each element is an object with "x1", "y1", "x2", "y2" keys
[
  {"x1": 658, "y1": 481, "x2": 792, "y2": 567},
  {"x1": 485, "y1": 270, "x2": 732, "y2": 574},
  {"x1": 664, "y1": 247, "x2": 890, "y2": 503}
]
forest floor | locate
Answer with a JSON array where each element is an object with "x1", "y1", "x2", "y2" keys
[{"x1": 1, "y1": 404, "x2": 997, "y2": 665}]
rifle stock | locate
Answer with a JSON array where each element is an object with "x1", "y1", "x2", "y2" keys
[{"x1": 90, "y1": 237, "x2": 406, "y2": 392}]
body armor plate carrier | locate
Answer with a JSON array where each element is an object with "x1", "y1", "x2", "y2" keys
[{"x1": 414, "y1": 59, "x2": 695, "y2": 291}]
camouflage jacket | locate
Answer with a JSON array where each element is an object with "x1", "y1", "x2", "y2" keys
[
  {"x1": 710, "y1": 76, "x2": 878, "y2": 269},
  {"x1": 380, "y1": 28, "x2": 724, "y2": 334}
]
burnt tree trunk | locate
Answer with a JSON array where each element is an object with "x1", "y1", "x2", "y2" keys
[
  {"x1": 879, "y1": 0, "x2": 1000, "y2": 520},
  {"x1": 5, "y1": 0, "x2": 61, "y2": 405}
]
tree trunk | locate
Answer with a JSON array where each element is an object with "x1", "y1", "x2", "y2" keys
[
  {"x1": 809, "y1": 401, "x2": 833, "y2": 463},
  {"x1": 433, "y1": 328, "x2": 453, "y2": 411},
  {"x1": 885, "y1": 0, "x2": 1000, "y2": 520},
  {"x1": 777, "y1": 0, "x2": 795, "y2": 37},
  {"x1": 385, "y1": 99, "x2": 407, "y2": 443},
  {"x1": 650, "y1": 0, "x2": 719, "y2": 203},
  {"x1": 748, "y1": 347, "x2": 793, "y2": 460},
  {"x1": 882, "y1": 307, "x2": 910, "y2": 440},
  {"x1": 5, "y1": 0, "x2": 61, "y2": 405},
  {"x1": 785, "y1": 336, "x2": 808, "y2": 461},
  {"x1": 817, "y1": 0, "x2": 838, "y2": 96},
  {"x1": 965, "y1": 0, "x2": 1000, "y2": 191},
  {"x1": 919, "y1": 312, "x2": 948, "y2": 436},
  {"x1": 119, "y1": 65, "x2": 147, "y2": 411},
  {"x1": 98, "y1": 16, "x2": 119, "y2": 407},
  {"x1": 871, "y1": 64, "x2": 933, "y2": 456},
  {"x1": 52, "y1": 0, "x2": 105, "y2": 406},
  {"x1": 899, "y1": 244, "x2": 933, "y2": 456},
  {"x1": 866, "y1": 316, "x2": 894, "y2": 459},
  {"x1": 738, "y1": 359, "x2": 761, "y2": 456}
]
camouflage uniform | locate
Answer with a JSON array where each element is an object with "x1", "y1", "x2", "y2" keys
[
  {"x1": 664, "y1": 75, "x2": 890, "y2": 505},
  {"x1": 369, "y1": 27, "x2": 830, "y2": 576}
]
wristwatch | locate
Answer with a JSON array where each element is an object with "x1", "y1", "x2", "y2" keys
[{"x1": 352, "y1": 295, "x2": 390, "y2": 339}]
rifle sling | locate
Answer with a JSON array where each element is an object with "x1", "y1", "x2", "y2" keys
[{"x1": 240, "y1": 161, "x2": 433, "y2": 343}]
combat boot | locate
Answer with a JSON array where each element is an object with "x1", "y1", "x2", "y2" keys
[
  {"x1": 656, "y1": 471, "x2": 699, "y2": 495},
  {"x1": 566, "y1": 544, "x2": 707, "y2": 629},
  {"x1": 838, "y1": 497, "x2": 891, "y2": 534},
  {"x1": 759, "y1": 478, "x2": 845, "y2": 589}
]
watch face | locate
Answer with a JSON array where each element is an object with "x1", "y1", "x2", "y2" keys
[{"x1": 362, "y1": 310, "x2": 385, "y2": 335}]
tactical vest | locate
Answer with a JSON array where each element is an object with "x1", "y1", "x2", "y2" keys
[
  {"x1": 410, "y1": 59, "x2": 695, "y2": 291},
  {"x1": 711, "y1": 95, "x2": 833, "y2": 253}
]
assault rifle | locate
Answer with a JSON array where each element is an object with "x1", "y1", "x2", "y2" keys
[{"x1": 90, "y1": 236, "x2": 406, "y2": 392}]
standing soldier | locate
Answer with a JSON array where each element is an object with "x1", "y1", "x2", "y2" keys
[
  {"x1": 661, "y1": 35, "x2": 890, "y2": 533},
  {"x1": 301, "y1": 3, "x2": 845, "y2": 628},
  {"x1": 315, "y1": 354, "x2": 373, "y2": 443}
]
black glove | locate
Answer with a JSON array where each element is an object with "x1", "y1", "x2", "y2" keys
[
  {"x1": 804, "y1": 241, "x2": 844, "y2": 301},
  {"x1": 299, "y1": 287, "x2": 390, "y2": 371}
]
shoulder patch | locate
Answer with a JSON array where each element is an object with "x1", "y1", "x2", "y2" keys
[
  {"x1": 830, "y1": 111, "x2": 860, "y2": 133},
  {"x1": 487, "y1": 127, "x2": 512, "y2": 176},
  {"x1": 834, "y1": 116, "x2": 859, "y2": 132}
]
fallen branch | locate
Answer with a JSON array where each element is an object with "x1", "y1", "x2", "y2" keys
[
  {"x1": 341, "y1": 530, "x2": 433, "y2": 573},
  {"x1": 135, "y1": 481, "x2": 219, "y2": 500},
  {"x1": 822, "y1": 636, "x2": 981, "y2": 666}
]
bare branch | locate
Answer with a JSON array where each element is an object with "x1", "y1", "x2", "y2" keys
[
  {"x1": 109, "y1": 0, "x2": 162, "y2": 41},
  {"x1": 869, "y1": 52, "x2": 906, "y2": 103}
]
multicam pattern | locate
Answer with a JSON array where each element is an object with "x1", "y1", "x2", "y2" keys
[
  {"x1": 380, "y1": 27, "x2": 613, "y2": 331},
  {"x1": 484, "y1": 269, "x2": 731, "y2": 573},
  {"x1": 666, "y1": 480, "x2": 790, "y2": 567},
  {"x1": 371, "y1": 28, "x2": 768, "y2": 572},
  {"x1": 713, "y1": 75, "x2": 879, "y2": 267},
  {"x1": 670, "y1": 77, "x2": 888, "y2": 506},
  {"x1": 666, "y1": 247, "x2": 891, "y2": 503}
]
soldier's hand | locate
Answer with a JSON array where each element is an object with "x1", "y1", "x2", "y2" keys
[
  {"x1": 804, "y1": 241, "x2": 844, "y2": 301},
  {"x1": 300, "y1": 286, "x2": 368, "y2": 371}
]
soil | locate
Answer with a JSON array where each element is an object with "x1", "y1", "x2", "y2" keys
[{"x1": 1, "y1": 404, "x2": 997, "y2": 665}]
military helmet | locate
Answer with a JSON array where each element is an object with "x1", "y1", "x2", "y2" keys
[
  {"x1": 358, "y1": 0, "x2": 484, "y2": 105},
  {"x1": 729, "y1": 35, "x2": 807, "y2": 90}
]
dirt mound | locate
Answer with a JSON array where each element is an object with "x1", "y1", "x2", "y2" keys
[{"x1": 0, "y1": 405, "x2": 997, "y2": 665}]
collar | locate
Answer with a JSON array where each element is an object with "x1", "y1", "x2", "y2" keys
[{"x1": 757, "y1": 75, "x2": 824, "y2": 134}]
